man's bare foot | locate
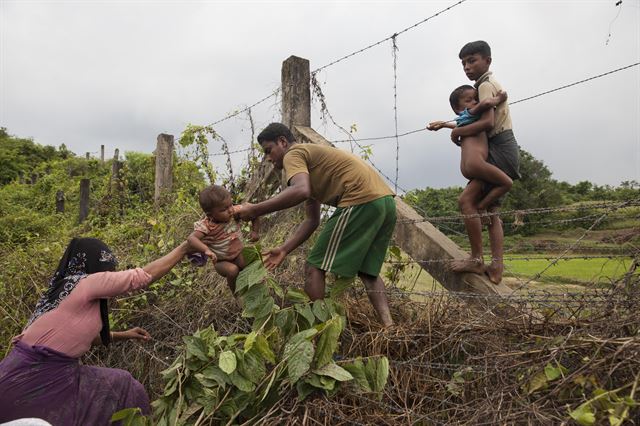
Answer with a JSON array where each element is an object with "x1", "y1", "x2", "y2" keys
[
  {"x1": 478, "y1": 209, "x2": 492, "y2": 226},
  {"x1": 448, "y1": 257, "x2": 484, "y2": 274},
  {"x1": 484, "y1": 261, "x2": 503, "y2": 284}
]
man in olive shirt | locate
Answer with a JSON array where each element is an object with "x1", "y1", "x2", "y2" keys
[{"x1": 238, "y1": 122, "x2": 396, "y2": 327}]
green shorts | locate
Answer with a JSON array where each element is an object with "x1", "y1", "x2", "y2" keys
[{"x1": 308, "y1": 195, "x2": 396, "y2": 278}]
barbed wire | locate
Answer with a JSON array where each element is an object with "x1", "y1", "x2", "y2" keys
[
  {"x1": 311, "y1": 0, "x2": 468, "y2": 74},
  {"x1": 384, "y1": 253, "x2": 634, "y2": 266},
  {"x1": 325, "y1": 62, "x2": 640, "y2": 145},
  {"x1": 397, "y1": 198, "x2": 640, "y2": 224}
]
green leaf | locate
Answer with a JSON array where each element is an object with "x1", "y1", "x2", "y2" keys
[
  {"x1": 267, "y1": 277, "x2": 285, "y2": 298},
  {"x1": 229, "y1": 370, "x2": 256, "y2": 392},
  {"x1": 306, "y1": 373, "x2": 336, "y2": 391},
  {"x1": 183, "y1": 336, "x2": 209, "y2": 361},
  {"x1": 254, "y1": 334, "x2": 276, "y2": 364},
  {"x1": 287, "y1": 340, "x2": 314, "y2": 383},
  {"x1": 237, "y1": 351, "x2": 266, "y2": 384},
  {"x1": 527, "y1": 372, "x2": 548, "y2": 394},
  {"x1": 199, "y1": 365, "x2": 228, "y2": 387},
  {"x1": 372, "y1": 357, "x2": 389, "y2": 392},
  {"x1": 244, "y1": 331, "x2": 257, "y2": 353},
  {"x1": 314, "y1": 315, "x2": 343, "y2": 368},
  {"x1": 313, "y1": 363, "x2": 353, "y2": 382},
  {"x1": 219, "y1": 350, "x2": 237, "y2": 374},
  {"x1": 312, "y1": 300, "x2": 330, "y2": 322},
  {"x1": 569, "y1": 403, "x2": 596, "y2": 426},
  {"x1": 111, "y1": 408, "x2": 138, "y2": 422},
  {"x1": 235, "y1": 260, "x2": 266, "y2": 293},
  {"x1": 343, "y1": 358, "x2": 372, "y2": 392},
  {"x1": 296, "y1": 380, "x2": 317, "y2": 400},
  {"x1": 544, "y1": 362, "x2": 566, "y2": 381},
  {"x1": 295, "y1": 304, "x2": 315, "y2": 327},
  {"x1": 284, "y1": 328, "x2": 318, "y2": 358},
  {"x1": 329, "y1": 277, "x2": 354, "y2": 298},
  {"x1": 286, "y1": 288, "x2": 310, "y2": 303},
  {"x1": 241, "y1": 246, "x2": 262, "y2": 266}
]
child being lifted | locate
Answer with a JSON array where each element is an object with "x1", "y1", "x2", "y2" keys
[
  {"x1": 428, "y1": 85, "x2": 512, "y2": 216},
  {"x1": 187, "y1": 185, "x2": 259, "y2": 293}
]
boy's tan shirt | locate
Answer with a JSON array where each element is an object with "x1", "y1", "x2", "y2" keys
[
  {"x1": 283, "y1": 144, "x2": 394, "y2": 207},
  {"x1": 475, "y1": 71, "x2": 513, "y2": 138}
]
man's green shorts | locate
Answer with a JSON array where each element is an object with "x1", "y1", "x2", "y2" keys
[{"x1": 308, "y1": 195, "x2": 396, "y2": 278}]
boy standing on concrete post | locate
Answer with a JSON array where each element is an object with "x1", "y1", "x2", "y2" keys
[
  {"x1": 237, "y1": 122, "x2": 396, "y2": 327},
  {"x1": 448, "y1": 40, "x2": 521, "y2": 284}
]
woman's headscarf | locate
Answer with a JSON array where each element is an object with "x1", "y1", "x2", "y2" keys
[{"x1": 27, "y1": 237, "x2": 118, "y2": 346}]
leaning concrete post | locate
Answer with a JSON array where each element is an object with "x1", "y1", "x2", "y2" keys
[
  {"x1": 79, "y1": 179, "x2": 90, "y2": 223},
  {"x1": 56, "y1": 190, "x2": 65, "y2": 213},
  {"x1": 154, "y1": 134, "x2": 174, "y2": 207}
]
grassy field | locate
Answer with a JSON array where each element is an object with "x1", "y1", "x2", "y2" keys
[{"x1": 391, "y1": 255, "x2": 635, "y2": 296}]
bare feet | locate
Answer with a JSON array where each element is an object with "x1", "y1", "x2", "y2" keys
[
  {"x1": 478, "y1": 209, "x2": 492, "y2": 226},
  {"x1": 448, "y1": 257, "x2": 485, "y2": 274},
  {"x1": 484, "y1": 260, "x2": 503, "y2": 284}
]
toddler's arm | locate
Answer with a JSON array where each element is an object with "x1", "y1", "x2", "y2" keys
[
  {"x1": 427, "y1": 120, "x2": 456, "y2": 131},
  {"x1": 468, "y1": 90, "x2": 507, "y2": 117},
  {"x1": 187, "y1": 230, "x2": 217, "y2": 262}
]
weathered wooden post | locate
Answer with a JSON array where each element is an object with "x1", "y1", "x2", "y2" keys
[
  {"x1": 56, "y1": 190, "x2": 65, "y2": 213},
  {"x1": 243, "y1": 55, "x2": 311, "y2": 200},
  {"x1": 79, "y1": 179, "x2": 90, "y2": 223},
  {"x1": 85, "y1": 152, "x2": 90, "y2": 160},
  {"x1": 100, "y1": 145, "x2": 105, "y2": 163},
  {"x1": 154, "y1": 134, "x2": 174, "y2": 207}
]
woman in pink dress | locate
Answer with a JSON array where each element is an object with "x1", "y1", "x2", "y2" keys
[{"x1": 0, "y1": 237, "x2": 189, "y2": 425}]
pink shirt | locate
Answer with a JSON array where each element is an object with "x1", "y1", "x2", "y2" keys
[{"x1": 17, "y1": 268, "x2": 152, "y2": 358}]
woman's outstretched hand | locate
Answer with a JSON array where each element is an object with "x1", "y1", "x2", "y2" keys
[{"x1": 120, "y1": 327, "x2": 151, "y2": 341}]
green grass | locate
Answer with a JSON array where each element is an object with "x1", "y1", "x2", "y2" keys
[{"x1": 504, "y1": 255, "x2": 634, "y2": 284}]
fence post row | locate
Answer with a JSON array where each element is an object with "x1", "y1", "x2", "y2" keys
[
  {"x1": 79, "y1": 179, "x2": 90, "y2": 223},
  {"x1": 56, "y1": 190, "x2": 65, "y2": 213},
  {"x1": 154, "y1": 134, "x2": 174, "y2": 207}
]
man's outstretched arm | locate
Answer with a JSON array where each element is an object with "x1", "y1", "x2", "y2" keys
[{"x1": 241, "y1": 173, "x2": 311, "y2": 219}]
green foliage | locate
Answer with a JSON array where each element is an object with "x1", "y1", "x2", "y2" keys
[
  {"x1": 153, "y1": 259, "x2": 389, "y2": 424},
  {"x1": 0, "y1": 127, "x2": 69, "y2": 185}
]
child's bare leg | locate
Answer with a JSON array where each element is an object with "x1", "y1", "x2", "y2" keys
[
  {"x1": 215, "y1": 260, "x2": 240, "y2": 293},
  {"x1": 449, "y1": 180, "x2": 485, "y2": 274},
  {"x1": 484, "y1": 205, "x2": 504, "y2": 284},
  {"x1": 460, "y1": 135, "x2": 512, "y2": 214}
]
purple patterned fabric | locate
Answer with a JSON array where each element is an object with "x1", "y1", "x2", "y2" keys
[{"x1": 0, "y1": 341, "x2": 150, "y2": 425}]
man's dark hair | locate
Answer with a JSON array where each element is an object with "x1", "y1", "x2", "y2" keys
[
  {"x1": 257, "y1": 122, "x2": 295, "y2": 145},
  {"x1": 199, "y1": 185, "x2": 230, "y2": 213},
  {"x1": 449, "y1": 85, "x2": 475, "y2": 111},
  {"x1": 459, "y1": 40, "x2": 491, "y2": 59}
]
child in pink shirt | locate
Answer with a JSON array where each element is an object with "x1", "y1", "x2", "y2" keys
[{"x1": 187, "y1": 185, "x2": 259, "y2": 293}]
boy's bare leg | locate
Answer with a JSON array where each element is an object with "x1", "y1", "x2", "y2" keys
[
  {"x1": 358, "y1": 272, "x2": 393, "y2": 327},
  {"x1": 305, "y1": 263, "x2": 326, "y2": 300},
  {"x1": 450, "y1": 180, "x2": 485, "y2": 274},
  {"x1": 485, "y1": 205, "x2": 504, "y2": 284},
  {"x1": 215, "y1": 261, "x2": 240, "y2": 293}
]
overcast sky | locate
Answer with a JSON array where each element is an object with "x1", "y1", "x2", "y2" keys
[{"x1": 1, "y1": 0, "x2": 638, "y2": 191}]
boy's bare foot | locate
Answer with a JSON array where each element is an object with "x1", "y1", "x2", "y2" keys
[
  {"x1": 448, "y1": 257, "x2": 484, "y2": 274},
  {"x1": 478, "y1": 209, "x2": 492, "y2": 226},
  {"x1": 484, "y1": 261, "x2": 503, "y2": 284}
]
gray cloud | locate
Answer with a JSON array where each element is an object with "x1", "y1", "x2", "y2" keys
[{"x1": 1, "y1": 0, "x2": 638, "y2": 190}]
